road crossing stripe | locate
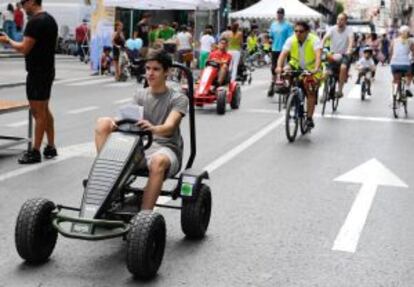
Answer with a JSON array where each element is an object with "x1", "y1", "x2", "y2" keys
[
  {"x1": 67, "y1": 106, "x2": 99, "y2": 114},
  {"x1": 68, "y1": 78, "x2": 115, "y2": 86},
  {"x1": 320, "y1": 113, "x2": 414, "y2": 124},
  {"x1": 203, "y1": 117, "x2": 285, "y2": 173},
  {"x1": 5, "y1": 120, "x2": 28, "y2": 128}
]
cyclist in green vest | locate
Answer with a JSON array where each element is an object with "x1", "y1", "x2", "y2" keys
[{"x1": 276, "y1": 21, "x2": 322, "y2": 128}]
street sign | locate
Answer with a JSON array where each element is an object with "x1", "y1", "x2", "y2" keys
[{"x1": 332, "y1": 158, "x2": 408, "y2": 253}]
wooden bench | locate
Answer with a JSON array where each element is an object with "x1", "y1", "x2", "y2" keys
[{"x1": 0, "y1": 99, "x2": 32, "y2": 151}]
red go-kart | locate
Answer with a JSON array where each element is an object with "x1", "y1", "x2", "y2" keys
[{"x1": 194, "y1": 61, "x2": 241, "y2": 115}]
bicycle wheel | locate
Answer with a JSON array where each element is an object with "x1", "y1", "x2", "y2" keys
[
  {"x1": 332, "y1": 79, "x2": 339, "y2": 112},
  {"x1": 361, "y1": 80, "x2": 366, "y2": 101},
  {"x1": 300, "y1": 95, "x2": 308, "y2": 135},
  {"x1": 393, "y1": 93, "x2": 400, "y2": 119},
  {"x1": 404, "y1": 100, "x2": 408, "y2": 116},
  {"x1": 285, "y1": 92, "x2": 299, "y2": 142},
  {"x1": 278, "y1": 92, "x2": 282, "y2": 112},
  {"x1": 321, "y1": 79, "x2": 329, "y2": 116}
]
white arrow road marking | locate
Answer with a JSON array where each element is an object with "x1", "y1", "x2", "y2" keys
[{"x1": 332, "y1": 158, "x2": 408, "y2": 253}]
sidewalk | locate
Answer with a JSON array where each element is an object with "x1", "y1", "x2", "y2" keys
[{"x1": 0, "y1": 56, "x2": 95, "y2": 89}]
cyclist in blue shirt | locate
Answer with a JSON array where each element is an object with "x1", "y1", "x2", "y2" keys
[{"x1": 268, "y1": 7, "x2": 293, "y2": 96}]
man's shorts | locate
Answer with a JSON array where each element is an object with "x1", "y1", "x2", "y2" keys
[
  {"x1": 144, "y1": 145, "x2": 180, "y2": 178},
  {"x1": 26, "y1": 71, "x2": 55, "y2": 101},
  {"x1": 391, "y1": 64, "x2": 411, "y2": 75}
]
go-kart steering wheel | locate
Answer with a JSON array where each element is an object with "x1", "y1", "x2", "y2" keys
[{"x1": 115, "y1": 119, "x2": 153, "y2": 149}]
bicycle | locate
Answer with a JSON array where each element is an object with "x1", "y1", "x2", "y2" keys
[
  {"x1": 392, "y1": 74, "x2": 408, "y2": 118},
  {"x1": 321, "y1": 53, "x2": 341, "y2": 115},
  {"x1": 268, "y1": 76, "x2": 290, "y2": 112},
  {"x1": 284, "y1": 69, "x2": 315, "y2": 142},
  {"x1": 360, "y1": 68, "x2": 372, "y2": 101}
]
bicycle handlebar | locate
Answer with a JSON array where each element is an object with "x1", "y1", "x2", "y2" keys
[{"x1": 114, "y1": 119, "x2": 153, "y2": 150}]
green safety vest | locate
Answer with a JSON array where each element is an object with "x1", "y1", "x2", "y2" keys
[{"x1": 289, "y1": 34, "x2": 318, "y2": 70}]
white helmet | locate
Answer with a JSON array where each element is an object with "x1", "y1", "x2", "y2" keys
[{"x1": 399, "y1": 25, "x2": 410, "y2": 34}]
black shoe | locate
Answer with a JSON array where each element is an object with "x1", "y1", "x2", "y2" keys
[
  {"x1": 306, "y1": 118, "x2": 315, "y2": 129},
  {"x1": 355, "y1": 79, "x2": 361, "y2": 85},
  {"x1": 406, "y1": 90, "x2": 413, "y2": 98},
  {"x1": 367, "y1": 88, "x2": 371, "y2": 96},
  {"x1": 43, "y1": 145, "x2": 58, "y2": 159},
  {"x1": 18, "y1": 149, "x2": 41, "y2": 164}
]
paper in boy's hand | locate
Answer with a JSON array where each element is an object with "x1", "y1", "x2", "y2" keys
[{"x1": 117, "y1": 104, "x2": 144, "y2": 121}]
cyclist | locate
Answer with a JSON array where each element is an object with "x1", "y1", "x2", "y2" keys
[
  {"x1": 355, "y1": 47, "x2": 376, "y2": 95},
  {"x1": 322, "y1": 13, "x2": 353, "y2": 98},
  {"x1": 276, "y1": 21, "x2": 322, "y2": 128},
  {"x1": 268, "y1": 7, "x2": 293, "y2": 96},
  {"x1": 389, "y1": 25, "x2": 414, "y2": 98}
]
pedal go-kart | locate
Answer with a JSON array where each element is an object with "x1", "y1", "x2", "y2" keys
[
  {"x1": 194, "y1": 60, "x2": 241, "y2": 115},
  {"x1": 14, "y1": 63, "x2": 212, "y2": 280}
]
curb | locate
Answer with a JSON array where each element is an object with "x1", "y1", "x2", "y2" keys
[{"x1": 0, "y1": 82, "x2": 26, "y2": 89}]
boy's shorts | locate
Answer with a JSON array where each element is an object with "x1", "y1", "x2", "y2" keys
[{"x1": 144, "y1": 145, "x2": 180, "y2": 178}]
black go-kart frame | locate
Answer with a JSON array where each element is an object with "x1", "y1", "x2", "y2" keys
[{"x1": 14, "y1": 63, "x2": 212, "y2": 280}]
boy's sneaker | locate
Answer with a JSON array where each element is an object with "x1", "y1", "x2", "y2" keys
[
  {"x1": 18, "y1": 149, "x2": 41, "y2": 164},
  {"x1": 43, "y1": 145, "x2": 58, "y2": 159}
]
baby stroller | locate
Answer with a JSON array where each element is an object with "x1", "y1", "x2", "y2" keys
[{"x1": 236, "y1": 48, "x2": 253, "y2": 85}]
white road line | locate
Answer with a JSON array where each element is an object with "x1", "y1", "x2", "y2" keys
[
  {"x1": 321, "y1": 113, "x2": 414, "y2": 124},
  {"x1": 67, "y1": 78, "x2": 115, "y2": 87},
  {"x1": 5, "y1": 120, "x2": 28, "y2": 128},
  {"x1": 203, "y1": 117, "x2": 285, "y2": 173},
  {"x1": 55, "y1": 76, "x2": 96, "y2": 85},
  {"x1": 244, "y1": 109, "x2": 278, "y2": 114},
  {"x1": 106, "y1": 82, "x2": 135, "y2": 88},
  {"x1": 114, "y1": 98, "x2": 133, "y2": 105},
  {"x1": 67, "y1": 106, "x2": 99, "y2": 115}
]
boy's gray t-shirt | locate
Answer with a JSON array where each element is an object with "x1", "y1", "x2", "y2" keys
[{"x1": 133, "y1": 87, "x2": 189, "y2": 162}]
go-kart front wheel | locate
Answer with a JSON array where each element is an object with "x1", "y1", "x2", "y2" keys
[
  {"x1": 181, "y1": 184, "x2": 212, "y2": 239},
  {"x1": 15, "y1": 198, "x2": 58, "y2": 264},
  {"x1": 126, "y1": 212, "x2": 166, "y2": 279},
  {"x1": 230, "y1": 85, "x2": 241, "y2": 109},
  {"x1": 216, "y1": 90, "x2": 227, "y2": 115}
]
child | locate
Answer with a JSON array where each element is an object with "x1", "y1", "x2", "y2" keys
[
  {"x1": 356, "y1": 47, "x2": 376, "y2": 95},
  {"x1": 100, "y1": 46, "x2": 112, "y2": 75}
]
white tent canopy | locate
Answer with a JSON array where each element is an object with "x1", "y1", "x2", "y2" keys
[
  {"x1": 229, "y1": 0, "x2": 323, "y2": 21},
  {"x1": 104, "y1": 0, "x2": 220, "y2": 10}
]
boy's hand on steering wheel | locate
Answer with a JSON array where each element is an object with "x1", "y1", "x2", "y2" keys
[{"x1": 137, "y1": 119, "x2": 154, "y2": 132}]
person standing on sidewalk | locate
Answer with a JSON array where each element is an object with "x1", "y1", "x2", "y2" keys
[
  {"x1": 0, "y1": 0, "x2": 58, "y2": 164},
  {"x1": 2, "y1": 3, "x2": 16, "y2": 41},
  {"x1": 226, "y1": 22, "x2": 243, "y2": 82},
  {"x1": 268, "y1": 7, "x2": 293, "y2": 96},
  {"x1": 134, "y1": 13, "x2": 151, "y2": 57},
  {"x1": 75, "y1": 19, "x2": 90, "y2": 63},
  {"x1": 14, "y1": 2, "x2": 24, "y2": 40}
]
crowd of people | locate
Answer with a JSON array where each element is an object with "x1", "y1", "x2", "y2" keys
[{"x1": 1, "y1": 2, "x2": 24, "y2": 43}]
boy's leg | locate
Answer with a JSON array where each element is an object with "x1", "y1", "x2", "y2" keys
[{"x1": 94, "y1": 117, "x2": 116, "y2": 152}]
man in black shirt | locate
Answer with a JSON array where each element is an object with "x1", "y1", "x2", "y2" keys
[
  {"x1": 0, "y1": 0, "x2": 58, "y2": 164},
  {"x1": 134, "y1": 12, "x2": 151, "y2": 57}
]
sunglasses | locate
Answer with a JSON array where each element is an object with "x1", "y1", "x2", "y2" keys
[{"x1": 295, "y1": 30, "x2": 305, "y2": 34}]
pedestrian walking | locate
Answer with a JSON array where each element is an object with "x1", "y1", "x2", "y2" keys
[
  {"x1": 134, "y1": 13, "x2": 151, "y2": 57},
  {"x1": 14, "y1": 2, "x2": 24, "y2": 34},
  {"x1": 112, "y1": 21, "x2": 125, "y2": 81},
  {"x1": 176, "y1": 25, "x2": 193, "y2": 68},
  {"x1": 2, "y1": 3, "x2": 16, "y2": 41},
  {"x1": 268, "y1": 7, "x2": 293, "y2": 95},
  {"x1": 199, "y1": 28, "x2": 216, "y2": 69},
  {"x1": 0, "y1": 0, "x2": 58, "y2": 164},
  {"x1": 75, "y1": 19, "x2": 90, "y2": 63},
  {"x1": 226, "y1": 22, "x2": 243, "y2": 82},
  {"x1": 380, "y1": 34, "x2": 390, "y2": 64}
]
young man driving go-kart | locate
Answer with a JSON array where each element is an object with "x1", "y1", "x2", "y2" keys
[
  {"x1": 94, "y1": 49, "x2": 189, "y2": 211},
  {"x1": 276, "y1": 21, "x2": 322, "y2": 128},
  {"x1": 207, "y1": 37, "x2": 232, "y2": 86}
]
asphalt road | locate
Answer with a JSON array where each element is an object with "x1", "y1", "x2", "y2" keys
[{"x1": 0, "y1": 59, "x2": 413, "y2": 286}]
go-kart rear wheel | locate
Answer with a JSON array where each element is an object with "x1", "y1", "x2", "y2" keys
[
  {"x1": 230, "y1": 85, "x2": 241, "y2": 109},
  {"x1": 15, "y1": 198, "x2": 58, "y2": 264},
  {"x1": 181, "y1": 184, "x2": 212, "y2": 239},
  {"x1": 126, "y1": 212, "x2": 166, "y2": 279},
  {"x1": 216, "y1": 90, "x2": 227, "y2": 115}
]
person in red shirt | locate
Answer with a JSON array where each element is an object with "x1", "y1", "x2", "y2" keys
[
  {"x1": 208, "y1": 38, "x2": 232, "y2": 85},
  {"x1": 75, "y1": 19, "x2": 90, "y2": 62},
  {"x1": 14, "y1": 2, "x2": 24, "y2": 32}
]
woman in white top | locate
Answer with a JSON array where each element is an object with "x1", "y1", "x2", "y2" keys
[
  {"x1": 2, "y1": 3, "x2": 16, "y2": 41},
  {"x1": 389, "y1": 25, "x2": 414, "y2": 97},
  {"x1": 176, "y1": 25, "x2": 193, "y2": 68},
  {"x1": 199, "y1": 28, "x2": 216, "y2": 69}
]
